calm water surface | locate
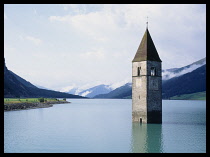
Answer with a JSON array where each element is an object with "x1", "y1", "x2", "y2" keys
[{"x1": 4, "y1": 99, "x2": 206, "y2": 153}]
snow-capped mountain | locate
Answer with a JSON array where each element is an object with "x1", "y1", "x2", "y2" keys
[
  {"x1": 61, "y1": 57, "x2": 206, "y2": 99},
  {"x1": 94, "y1": 83, "x2": 132, "y2": 99},
  {"x1": 61, "y1": 80, "x2": 131, "y2": 98},
  {"x1": 78, "y1": 84, "x2": 113, "y2": 98},
  {"x1": 66, "y1": 88, "x2": 78, "y2": 95},
  {"x1": 60, "y1": 84, "x2": 114, "y2": 98}
]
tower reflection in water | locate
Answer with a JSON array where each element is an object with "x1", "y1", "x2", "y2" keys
[{"x1": 130, "y1": 122, "x2": 163, "y2": 153}]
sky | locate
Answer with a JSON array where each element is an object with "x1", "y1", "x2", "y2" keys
[{"x1": 4, "y1": 4, "x2": 206, "y2": 92}]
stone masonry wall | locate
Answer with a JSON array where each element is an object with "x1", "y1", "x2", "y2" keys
[
  {"x1": 147, "y1": 61, "x2": 162, "y2": 123},
  {"x1": 132, "y1": 61, "x2": 147, "y2": 123},
  {"x1": 132, "y1": 61, "x2": 162, "y2": 123}
]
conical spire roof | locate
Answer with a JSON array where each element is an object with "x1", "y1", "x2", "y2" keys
[{"x1": 132, "y1": 28, "x2": 161, "y2": 62}]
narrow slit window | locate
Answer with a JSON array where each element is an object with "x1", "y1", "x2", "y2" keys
[
  {"x1": 151, "y1": 67, "x2": 156, "y2": 76},
  {"x1": 140, "y1": 118, "x2": 142, "y2": 124},
  {"x1": 137, "y1": 67, "x2": 141, "y2": 76}
]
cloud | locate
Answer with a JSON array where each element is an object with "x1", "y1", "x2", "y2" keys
[
  {"x1": 60, "y1": 4, "x2": 104, "y2": 14},
  {"x1": 60, "y1": 4, "x2": 81, "y2": 11},
  {"x1": 4, "y1": 12, "x2": 7, "y2": 20},
  {"x1": 5, "y1": 4, "x2": 205, "y2": 90},
  {"x1": 60, "y1": 85, "x2": 76, "y2": 92},
  {"x1": 162, "y1": 62, "x2": 206, "y2": 80},
  {"x1": 50, "y1": 4, "x2": 206, "y2": 65},
  {"x1": 49, "y1": 7, "x2": 119, "y2": 41},
  {"x1": 4, "y1": 45, "x2": 16, "y2": 52},
  {"x1": 109, "y1": 79, "x2": 131, "y2": 90},
  {"x1": 59, "y1": 81, "x2": 105, "y2": 95},
  {"x1": 33, "y1": 9, "x2": 37, "y2": 15},
  {"x1": 80, "y1": 49, "x2": 105, "y2": 59},
  {"x1": 18, "y1": 35, "x2": 42, "y2": 45},
  {"x1": 80, "y1": 91, "x2": 92, "y2": 97},
  {"x1": 25, "y1": 36, "x2": 42, "y2": 45}
]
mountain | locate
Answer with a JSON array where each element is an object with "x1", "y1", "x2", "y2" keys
[
  {"x1": 162, "y1": 57, "x2": 206, "y2": 80},
  {"x1": 4, "y1": 59, "x2": 33, "y2": 98},
  {"x1": 170, "y1": 91, "x2": 206, "y2": 100},
  {"x1": 162, "y1": 64, "x2": 206, "y2": 99},
  {"x1": 62, "y1": 84, "x2": 114, "y2": 98},
  {"x1": 93, "y1": 58, "x2": 206, "y2": 99},
  {"x1": 94, "y1": 83, "x2": 132, "y2": 99},
  {"x1": 78, "y1": 84, "x2": 113, "y2": 98},
  {"x1": 9, "y1": 70, "x2": 38, "y2": 89},
  {"x1": 35, "y1": 85, "x2": 50, "y2": 90},
  {"x1": 4, "y1": 59, "x2": 85, "y2": 98},
  {"x1": 67, "y1": 88, "x2": 79, "y2": 95}
]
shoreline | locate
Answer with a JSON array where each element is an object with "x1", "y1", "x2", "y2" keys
[{"x1": 4, "y1": 101, "x2": 71, "y2": 111}]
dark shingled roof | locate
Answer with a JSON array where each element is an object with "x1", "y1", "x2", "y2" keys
[{"x1": 132, "y1": 28, "x2": 162, "y2": 62}]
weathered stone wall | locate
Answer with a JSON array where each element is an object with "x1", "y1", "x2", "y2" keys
[
  {"x1": 132, "y1": 61, "x2": 147, "y2": 123},
  {"x1": 147, "y1": 61, "x2": 162, "y2": 123},
  {"x1": 132, "y1": 61, "x2": 162, "y2": 123},
  {"x1": 146, "y1": 61, "x2": 162, "y2": 76},
  {"x1": 132, "y1": 61, "x2": 147, "y2": 76}
]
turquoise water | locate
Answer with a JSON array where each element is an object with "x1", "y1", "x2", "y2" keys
[{"x1": 4, "y1": 99, "x2": 206, "y2": 153}]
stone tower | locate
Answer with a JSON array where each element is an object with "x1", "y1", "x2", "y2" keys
[{"x1": 132, "y1": 28, "x2": 162, "y2": 123}]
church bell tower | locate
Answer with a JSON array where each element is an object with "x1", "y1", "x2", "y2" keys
[{"x1": 132, "y1": 27, "x2": 162, "y2": 124}]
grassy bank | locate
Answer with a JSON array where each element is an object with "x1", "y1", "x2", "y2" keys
[
  {"x1": 4, "y1": 98, "x2": 70, "y2": 111},
  {"x1": 4, "y1": 98, "x2": 67, "y2": 104},
  {"x1": 170, "y1": 91, "x2": 206, "y2": 100}
]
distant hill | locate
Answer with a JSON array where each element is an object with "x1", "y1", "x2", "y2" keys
[
  {"x1": 64, "y1": 87, "x2": 78, "y2": 95},
  {"x1": 78, "y1": 84, "x2": 113, "y2": 98},
  {"x1": 170, "y1": 91, "x2": 206, "y2": 100},
  {"x1": 4, "y1": 58, "x2": 85, "y2": 98},
  {"x1": 94, "y1": 83, "x2": 132, "y2": 99},
  {"x1": 62, "y1": 84, "x2": 114, "y2": 98}
]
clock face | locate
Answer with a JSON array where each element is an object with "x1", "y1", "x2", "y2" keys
[{"x1": 149, "y1": 77, "x2": 158, "y2": 90}]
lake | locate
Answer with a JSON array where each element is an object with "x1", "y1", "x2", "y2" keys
[{"x1": 4, "y1": 99, "x2": 206, "y2": 153}]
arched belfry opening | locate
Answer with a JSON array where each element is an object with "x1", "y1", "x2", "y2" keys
[{"x1": 151, "y1": 67, "x2": 156, "y2": 76}]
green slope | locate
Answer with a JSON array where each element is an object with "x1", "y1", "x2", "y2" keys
[{"x1": 170, "y1": 91, "x2": 206, "y2": 100}]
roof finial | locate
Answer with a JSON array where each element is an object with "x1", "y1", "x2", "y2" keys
[{"x1": 146, "y1": 16, "x2": 148, "y2": 29}]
